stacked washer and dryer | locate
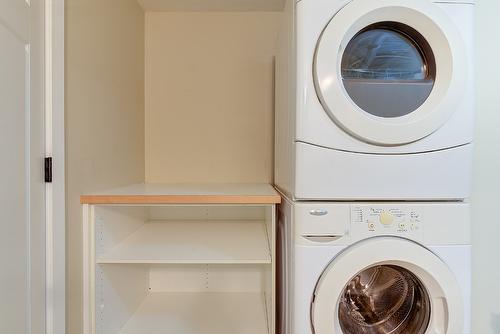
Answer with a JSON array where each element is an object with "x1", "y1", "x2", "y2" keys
[{"x1": 274, "y1": 0, "x2": 474, "y2": 333}]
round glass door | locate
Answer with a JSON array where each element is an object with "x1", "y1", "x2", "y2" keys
[
  {"x1": 341, "y1": 22, "x2": 436, "y2": 118},
  {"x1": 313, "y1": 1, "x2": 467, "y2": 145},
  {"x1": 311, "y1": 237, "x2": 464, "y2": 334},
  {"x1": 338, "y1": 265, "x2": 431, "y2": 334}
]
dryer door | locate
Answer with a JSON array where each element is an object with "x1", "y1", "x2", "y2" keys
[
  {"x1": 314, "y1": 0, "x2": 468, "y2": 146},
  {"x1": 311, "y1": 237, "x2": 463, "y2": 334}
]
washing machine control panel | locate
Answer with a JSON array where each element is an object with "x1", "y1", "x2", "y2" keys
[{"x1": 350, "y1": 205, "x2": 424, "y2": 242}]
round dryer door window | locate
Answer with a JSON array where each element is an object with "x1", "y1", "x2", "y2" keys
[
  {"x1": 314, "y1": 0, "x2": 468, "y2": 145},
  {"x1": 341, "y1": 22, "x2": 436, "y2": 119},
  {"x1": 311, "y1": 237, "x2": 464, "y2": 334}
]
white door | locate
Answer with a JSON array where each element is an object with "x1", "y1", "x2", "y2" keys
[
  {"x1": 0, "y1": 0, "x2": 46, "y2": 333},
  {"x1": 312, "y1": 237, "x2": 463, "y2": 334},
  {"x1": 314, "y1": 0, "x2": 468, "y2": 146}
]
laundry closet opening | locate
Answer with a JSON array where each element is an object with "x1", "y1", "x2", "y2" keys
[{"x1": 66, "y1": 1, "x2": 283, "y2": 333}]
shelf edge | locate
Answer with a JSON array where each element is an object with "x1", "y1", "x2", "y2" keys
[
  {"x1": 95, "y1": 259, "x2": 272, "y2": 264},
  {"x1": 80, "y1": 194, "x2": 281, "y2": 205}
]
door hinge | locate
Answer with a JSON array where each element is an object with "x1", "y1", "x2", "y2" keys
[{"x1": 45, "y1": 157, "x2": 52, "y2": 183}]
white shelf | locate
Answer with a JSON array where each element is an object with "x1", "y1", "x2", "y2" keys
[
  {"x1": 119, "y1": 292, "x2": 269, "y2": 334},
  {"x1": 97, "y1": 221, "x2": 271, "y2": 264},
  {"x1": 81, "y1": 182, "x2": 281, "y2": 204}
]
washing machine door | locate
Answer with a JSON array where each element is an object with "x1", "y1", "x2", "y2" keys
[
  {"x1": 314, "y1": 0, "x2": 467, "y2": 146},
  {"x1": 311, "y1": 237, "x2": 463, "y2": 334}
]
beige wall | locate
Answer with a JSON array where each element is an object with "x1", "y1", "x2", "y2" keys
[
  {"x1": 472, "y1": 1, "x2": 500, "y2": 333},
  {"x1": 145, "y1": 12, "x2": 280, "y2": 183},
  {"x1": 65, "y1": 1, "x2": 145, "y2": 333}
]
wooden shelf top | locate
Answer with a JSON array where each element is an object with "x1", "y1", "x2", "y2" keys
[{"x1": 80, "y1": 183, "x2": 281, "y2": 205}]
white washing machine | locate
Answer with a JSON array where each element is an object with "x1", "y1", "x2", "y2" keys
[
  {"x1": 274, "y1": 0, "x2": 475, "y2": 200},
  {"x1": 277, "y1": 197, "x2": 471, "y2": 334}
]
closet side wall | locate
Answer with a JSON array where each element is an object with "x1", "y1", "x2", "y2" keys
[
  {"x1": 145, "y1": 12, "x2": 280, "y2": 183},
  {"x1": 65, "y1": 1, "x2": 145, "y2": 333}
]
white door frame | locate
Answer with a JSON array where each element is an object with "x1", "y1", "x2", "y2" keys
[{"x1": 45, "y1": 0, "x2": 65, "y2": 333}]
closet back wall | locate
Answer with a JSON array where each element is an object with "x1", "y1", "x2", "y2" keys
[{"x1": 145, "y1": 12, "x2": 280, "y2": 183}]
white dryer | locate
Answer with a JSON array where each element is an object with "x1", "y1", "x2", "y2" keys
[
  {"x1": 275, "y1": 0, "x2": 475, "y2": 200},
  {"x1": 277, "y1": 197, "x2": 471, "y2": 334}
]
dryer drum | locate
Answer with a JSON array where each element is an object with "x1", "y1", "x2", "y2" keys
[
  {"x1": 338, "y1": 265, "x2": 431, "y2": 334},
  {"x1": 341, "y1": 22, "x2": 437, "y2": 119}
]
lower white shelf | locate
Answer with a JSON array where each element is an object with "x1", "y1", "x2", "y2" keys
[
  {"x1": 119, "y1": 292, "x2": 269, "y2": 334},
  {"x1": 97, "y1": 221, "x2": 271, "y2": 264}
]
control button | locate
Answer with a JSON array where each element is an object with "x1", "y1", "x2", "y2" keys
[
  {"x1": 379, "y1": 212, "x2": 394, "y2": 226},
  {"x1": 368, "y1": 222, "x2": 376, "y2": 230},
  {"x1": 410, "y1": 223, "x2": 415, "y2": 231},
  {"x1": 399, "y1": 222, "x2": 406, "y2": 230}
]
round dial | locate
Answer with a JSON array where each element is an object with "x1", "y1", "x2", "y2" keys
[{"x1": 379, "y1": 212, "x2": 394, "y2": 226}]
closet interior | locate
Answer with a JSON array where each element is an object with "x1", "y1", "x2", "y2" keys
[{"x1": 67, "y1": 0, "x2": 287, "y2": 333}]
